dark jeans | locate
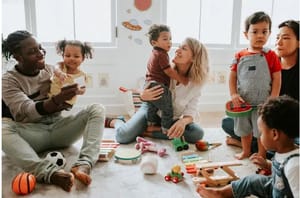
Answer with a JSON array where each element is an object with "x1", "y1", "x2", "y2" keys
[{"x1": 146, "y1": 81, "x2": 173, "y2": 130}]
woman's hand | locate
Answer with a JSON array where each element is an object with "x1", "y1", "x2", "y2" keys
[
  {"x1": 140, "y1": 85, "x2": 164, "y2": 101},
  {"x1": 167, "y1": 119, "x2": 187, "y2": 139}
]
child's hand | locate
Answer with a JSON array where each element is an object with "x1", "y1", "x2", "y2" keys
[
  {"x1": 56, "y1": 71, "x2": 68, "y2": 82},
  {"x1": 231, "y1": 93, "x2": 245, "y2": 107},
  {"x1": 250, "y1": 153, "x2": 269, "y2": 169},
  {"x1": 76, "y1": 86, "x2": 86, "y2": 95}
]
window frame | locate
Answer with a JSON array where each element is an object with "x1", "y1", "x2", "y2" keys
[
  {"x1": 163, "y1": 0, "x2": 299, "y2": 50},
  {"x1": 17, "y1": 0, "x2": 117, "y2": 48}
]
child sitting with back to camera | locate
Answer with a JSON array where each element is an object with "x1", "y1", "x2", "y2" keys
[
  {"x1": 197, "y1": 95, "x2": 299, "y2": 198},
  {"x1": 144, "y1": 24, "x2": 188, "y2": 134},
  {"x1": 229, "y1": 11, "x2": 281, "y2": 160},
  {"x1": 49, "y1": 39, "x2": 93, "y2": 106}
]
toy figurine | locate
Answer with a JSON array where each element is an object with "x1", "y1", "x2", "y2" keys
[
  {"x1": 135, "y1": 136, "x2": 167, "y2": 157},
  {"x1": 164, "y1": 165, "x2": 184, "y2": 183}
]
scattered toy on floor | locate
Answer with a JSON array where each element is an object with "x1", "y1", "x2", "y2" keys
[
  {"x1": 195, "y1": 140, "x2": 222, "y2": 151},
  {"x1": 140, "y1": 155, "x2": 158, "y2": 174},
  {"x1": 165, "y1": 165, "x2": 184, "y2": 183},
  {"x1": 135, "y1": 136, "x2": 167, "y2": 157},
  {"x1": 114, "y1": 148, "x2": 142, "y2": 164},
  {"x1": 172, "y1": 136, "x2": 189, "y2": 152},
  {"x1": 98, "y1": 139, "x2": 120, "y2": 162},
  {"x1": 192, "y1": 161, "x2": 242, "y2": 187},
  {"x1": 256, "y1": 168, "x2": 272, "y2": 176},
  {"x1": 12, "y1": 172, "x2": 36, "y2": 195},
  {"x1": 45, "y1": 151, "x2": 66, "y2": 169}
]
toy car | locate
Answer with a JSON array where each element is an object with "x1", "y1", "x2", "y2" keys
[
  {"x1": 172, "y1": 136, "x2": 189, "y2": 151},
  {"x1": 164, "y1": 165, "x2": 184, "y2": 183}
]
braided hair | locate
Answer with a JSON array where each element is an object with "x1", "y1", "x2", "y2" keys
[{"x1": 2, "y1": 30, "x2": 33, "y2": 61}]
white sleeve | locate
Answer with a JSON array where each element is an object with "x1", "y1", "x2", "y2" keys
[{"x1": 285, "y1": 158, "x2": 299, "y2": 197}]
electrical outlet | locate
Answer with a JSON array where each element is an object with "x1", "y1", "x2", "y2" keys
[
  {"x1": 216, "y1": 71, "x2": 227, "y2": 84},
  {"x1": 98, "y1": 73, "x2": 109, "y2": 87}
]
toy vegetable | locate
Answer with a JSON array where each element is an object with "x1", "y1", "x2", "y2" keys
[{"x1": 195, "y1": 140, "x2": 221, "y2": 151}]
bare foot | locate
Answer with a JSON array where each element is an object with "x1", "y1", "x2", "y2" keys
[
  {"x1": 71, "y1": 165, "x2": 91, "y2": 185},
  {"x1": 235, "y1": 151, "x2": 251, "y2": 160},
  {"x1": 225, "y1": 136, "x2": 242, "y2": 147},
  {"x1": 197, "y1": 185, "x2": 224, "y2": 198},
  {"x1": 50, "y1": 170, "x2": 74, "y2": 192}
]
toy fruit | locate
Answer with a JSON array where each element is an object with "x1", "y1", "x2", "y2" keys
[
  {"x1": 12, "y1": 172, "x2": 36, "y2": 195},
  {"x1": 225, "y1": 101, "x2": 255, "y2": 117}
]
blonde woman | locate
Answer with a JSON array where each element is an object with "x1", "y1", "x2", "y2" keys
[{"x1": 114, "y1": 37, "x2": 209, "y2": 143}]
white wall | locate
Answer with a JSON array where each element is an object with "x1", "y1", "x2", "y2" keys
[{"x1": 43, "y1": 0, "x2": 235, "y2": 115}]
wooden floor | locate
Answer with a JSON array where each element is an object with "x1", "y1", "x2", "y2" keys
[{"x1": 198, "y1": 111, "x2": 226, "y2": 128}]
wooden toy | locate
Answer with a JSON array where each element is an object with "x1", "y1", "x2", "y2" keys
[
  {"x1": 195, "y1": 140, "x2": 222, "y2": 151},
  {"x1": 114, "y1": 148, "x2": 142, "y2": 164},
  {"x1": 12, "y1": 172, "x2": 36, "y2": 195},
  {"x1": 225, "y1": 101, "x2": 256, "y2": 117},
  {"x1": 164, "y1": 165, "x2": 184, "y2": 184},
  {"x1": 172, "y1": 136, "x2": 189, "y2": 152},
  {"x1": 98, "y1": 139, "x2": 120, "y2": 162},
  {"x1": 135, "y1": 136, "x2": 167, "y2": 157},
  {"x1": 193, "y1": 161, "x2": 242, "y2": 187}
]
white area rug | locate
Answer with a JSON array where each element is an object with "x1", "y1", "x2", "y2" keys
[{"x1": 2, "y1": 128, "x2": 257, "y2": 198}]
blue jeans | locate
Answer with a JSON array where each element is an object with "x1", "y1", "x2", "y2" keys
[
  {"x1": 146, "y1": 82, "x2": 173, "y2": 131},
  {"x1": 232, "y1": 174, "x2": 272, "y2": 198},
  {"x1": 115, "y1": 103, "x2": 204, "y2": 144},
  {"x1": 2, "y1": 104, "x2": 105, "y2": 183}
]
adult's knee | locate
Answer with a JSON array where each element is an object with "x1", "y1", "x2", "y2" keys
[
  {"x1": 87, "y1": 103, "x2": 105, "y2": 118},
  {"x1": 221, "y1": 117, "x2": 234, "y2": 134}
]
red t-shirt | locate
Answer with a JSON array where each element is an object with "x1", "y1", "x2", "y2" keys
[
  {"x1": 145, "y1": 47, "x2": 171, "y2": 86},
  {"x1": 231, "y1": 48, "x2": 281, "y2": 77}
]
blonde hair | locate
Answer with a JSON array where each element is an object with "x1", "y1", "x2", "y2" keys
[{"x1": 184, "y1": 37, "x2": 209, "y2": 86}]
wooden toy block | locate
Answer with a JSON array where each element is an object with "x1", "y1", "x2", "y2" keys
[{"x1": 193, "y1": 161, "x2": 242, "y2": 187}]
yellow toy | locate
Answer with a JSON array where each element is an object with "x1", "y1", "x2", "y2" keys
[{"x1": 165, "y1": 165, "x2": 184, "y2": 184}]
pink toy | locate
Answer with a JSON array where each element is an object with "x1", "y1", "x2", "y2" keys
[{"x1": 135, "y1": 137, "x2": 167, "y2": 157}]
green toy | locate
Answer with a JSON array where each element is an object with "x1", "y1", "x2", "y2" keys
[{"x1": 172, "y1": 136, "x2": 189, "y2": 152}]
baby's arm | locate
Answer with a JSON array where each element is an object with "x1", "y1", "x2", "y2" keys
[
  {"x1": 164, "y1": 67, "x2": 189, "y2": 85},
  {"x1": 54, "y1": 68, "x2": 67, "y2": 82},
  {"x1": 269, "y1": 71, "x2": 281, "y2": 98},
  {"x1": 229, "y1": 71, "x2": 244, "y2": 106}
]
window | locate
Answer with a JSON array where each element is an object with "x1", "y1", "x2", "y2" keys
[
  {"x1": 2, "y1": 0, "x2": 117, "y2": 47},
  {"x1": 165, "y1": 0, "x2": 299, "y2": 48},
  {"x1": 240, "y1": 0, "x2": 299, "y2": 46}
]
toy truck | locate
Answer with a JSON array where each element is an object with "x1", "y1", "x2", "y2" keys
[{"x1": 172, "y1": 136, "x2": 189, "y2": 151}]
